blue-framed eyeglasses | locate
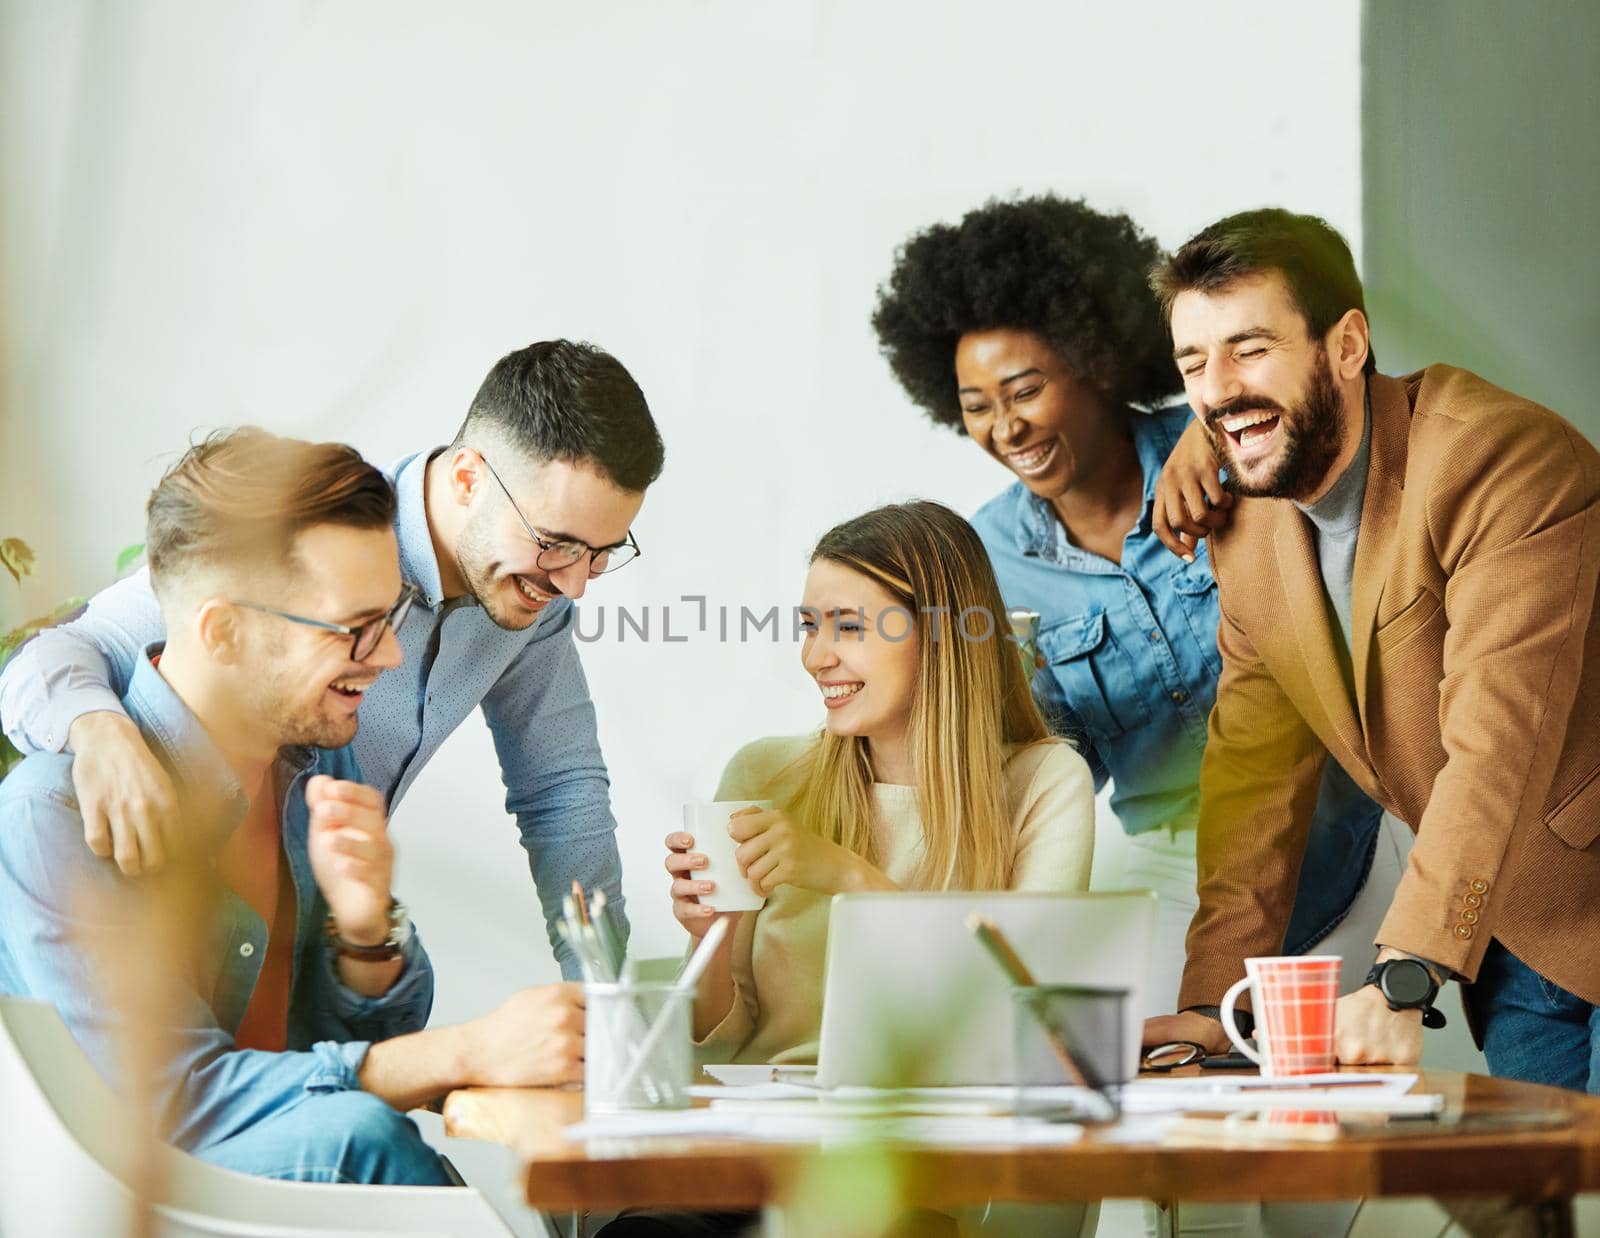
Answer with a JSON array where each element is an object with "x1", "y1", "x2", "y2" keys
[{"x1": 230, "y1": 582, "x2": 419, "y2": 663}]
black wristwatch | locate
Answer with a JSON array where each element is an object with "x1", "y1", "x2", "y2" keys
[{"x1": 1365, "y1": 957, "x2": 1447, "y2": 1029}]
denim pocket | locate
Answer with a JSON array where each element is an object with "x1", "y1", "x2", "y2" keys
[
  {"x1": 1038, "y1": 609, "x2": 1149, "y2": 742},
  {"x1": 1170, "y1": 564, "x2": 1222, "y2": 677}
]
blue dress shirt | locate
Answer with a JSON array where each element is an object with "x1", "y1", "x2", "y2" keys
[
  {"x1": 970, "y1": 406, "x2": 1383, "y2": 951},
  {"x1": 0, "y1": 649, "x2": 433, "y2": 1154},
  {"x1": 0, "y1": 450, "x2": 624, "y2": 977}
]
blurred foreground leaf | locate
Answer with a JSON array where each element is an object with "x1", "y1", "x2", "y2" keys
[{"x1": 0, "y1": 538, "x2": 35, "y2": 585}]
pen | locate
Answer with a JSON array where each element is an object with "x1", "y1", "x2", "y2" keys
[{"x1": 1233, "y1": 1079, "x2": 1389, "y2": 1091}]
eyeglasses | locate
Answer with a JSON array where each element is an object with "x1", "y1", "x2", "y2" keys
[
  {"x1": 1140, "y1": 1041, "x2": 1208, "y2": 1073},
  {"x1": 231, "y1": 582, "x2": 419, "y2": 663},
  {"x1": 478, "y1": 455, "x2": 641, "y2": 576}
]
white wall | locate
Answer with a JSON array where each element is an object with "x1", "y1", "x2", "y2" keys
[{"x1": 0, "y1": 0, "x2": 1363, "y2": 1025}]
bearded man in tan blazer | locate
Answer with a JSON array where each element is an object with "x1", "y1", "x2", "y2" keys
[{"x1": 1140, "y1": 208, "x2": 1600, "y2": 1089}]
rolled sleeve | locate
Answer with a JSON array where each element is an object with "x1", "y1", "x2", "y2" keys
[
  {"x1": 304, "y1": 1039, "x2": 371, "y2": 1093},
  {"x1": 0, "y1": 570, "x2": 163, "y2": 755},
  {"x1": 316, "y1": 930, "x2": 434, "y2": 1043}
]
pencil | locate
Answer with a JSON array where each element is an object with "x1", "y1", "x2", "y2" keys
[{"x1": 967, "y1": 915, "x2": 1088, "y2": 1089}]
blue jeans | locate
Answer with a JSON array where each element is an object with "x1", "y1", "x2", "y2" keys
[
  {"x1": 195, "y1": 1090, "x2": 453, "y2": 1185},
  {"x1": 1463, "y1": 939, "x2": 1600, "y2": 1093}
]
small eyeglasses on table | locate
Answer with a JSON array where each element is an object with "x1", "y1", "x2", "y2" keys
[{"x1": 1141, "y1": 1040, "x2": 1209, "y2": 1072}]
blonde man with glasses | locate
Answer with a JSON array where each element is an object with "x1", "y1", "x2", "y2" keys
[{"x1": 0, "y1": 428, "x2": 586, "y2": 1183}]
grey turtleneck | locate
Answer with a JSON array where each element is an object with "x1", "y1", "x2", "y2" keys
[{"x1": 1293, "y1": 401, "x2": 1372, "y2": 656}]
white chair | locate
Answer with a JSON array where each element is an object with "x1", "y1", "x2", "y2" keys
[{"x1": 0, "y1": 996, "x2": 516, "y2": 1237}]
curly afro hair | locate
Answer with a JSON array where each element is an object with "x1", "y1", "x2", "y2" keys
[{"x1": 871, "y1": 195, "x2": 1181, "y2": 433}]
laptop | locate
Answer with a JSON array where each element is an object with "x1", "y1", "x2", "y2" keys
[{"x1": 811, "y1": 890, "x2": 1157, "y2": 1089}]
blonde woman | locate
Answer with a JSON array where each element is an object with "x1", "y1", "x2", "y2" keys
[{"x1": 665, "y1": 501, "x2": 1095, "y2": 1065}]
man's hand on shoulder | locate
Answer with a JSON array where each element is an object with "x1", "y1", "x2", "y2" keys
[
  {"x1": 1153, "y1": 417, "x2": 1234, "y2": 561},
  {"x1": 68, "y1": 711, "x2": 179, "y2": 876},
  {"x1": 305, "y1": 775, "x2": 394, "y2": 945}
]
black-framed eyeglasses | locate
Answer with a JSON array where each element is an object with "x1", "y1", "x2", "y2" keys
[
  {"x1": 478, "y1": 455, "x2": 641, "y2": 576},
  {"x1": 231, "y1": 582, "x2": 419, "y2": 663}
]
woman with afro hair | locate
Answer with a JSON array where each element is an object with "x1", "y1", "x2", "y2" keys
[{"x1": 872, "y1": 195, "x2": 1393, "y2": 1020}]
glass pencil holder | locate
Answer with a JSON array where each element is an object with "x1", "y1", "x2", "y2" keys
[{"x1": 584, "y1": 980, "x2": 692, "y2": 1114}]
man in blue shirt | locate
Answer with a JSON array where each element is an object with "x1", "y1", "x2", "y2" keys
[
  {"x1": 0, "y1": 429, "x2": 585, "y2": 1182},
  {"x1": 0, "y1": 339, "x2": 664, "y2": 978}
]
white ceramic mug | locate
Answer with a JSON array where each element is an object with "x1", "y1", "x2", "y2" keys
[{"x1": 681, "y1": 801, "x2": 774, "y2": 913}]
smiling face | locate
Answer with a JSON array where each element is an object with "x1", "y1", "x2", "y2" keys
[
  {"x1": 452, "y1": 452, "x2": 644, "y2": 631},
  {"x1": 236, "y1": 522, "x2": 406, "y2": 750},
  {"x1": 954, "y1": 328, "x2": 1125, "y2": 501},
  {"x1": 799, "y1": 558, "x2": 919, "y2": 748},
  {"x1": 1169, "y1": 273, "x2": 1357, "y2": 501}
]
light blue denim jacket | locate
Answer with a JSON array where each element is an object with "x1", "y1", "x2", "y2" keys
[
  {"x1": 0, "y1": 648, "x2": 433, "y2": 1154},
  {"x1": 971, "y1": 406, "x2": 1383, "y2": 951},
  {"x1": 0, "y1": 450, "x2": 624, "y2": 978}
]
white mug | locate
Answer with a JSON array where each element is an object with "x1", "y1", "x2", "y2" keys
[{"x1": 681, "y1": 801, "x2": 774, "y2": 913}]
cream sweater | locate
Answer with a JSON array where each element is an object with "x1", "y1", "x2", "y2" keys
[{"x1": 695, "y1": 734, "x2": 1095, "y2": 1066}]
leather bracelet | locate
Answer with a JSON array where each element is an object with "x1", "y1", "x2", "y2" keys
[{"x1": 324, "y1": 899, "x2": 409, "y2": 962}]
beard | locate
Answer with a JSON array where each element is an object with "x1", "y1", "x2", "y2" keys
[
  {"x1": 1203, "y1": 346, "x2": 1345, "y2": 501},
  {"x1": 453, "y1": 507, "x2": 556, "y2": 632},
  {"x1": 278, "y1": 694, "x2": 360, "y2": 750},
  {"x1": 244, "y1": 659, "x2": 364, "y2": 751}
]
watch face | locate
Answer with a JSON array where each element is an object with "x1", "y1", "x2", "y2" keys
[{"x1": 1385, "y1": 960, "x2": 1433, "y2": 1005}]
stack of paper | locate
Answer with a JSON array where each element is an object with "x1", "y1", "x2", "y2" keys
[{"x1": 1121, "y1": 1073, "x2": 1439, "y2": 1115}]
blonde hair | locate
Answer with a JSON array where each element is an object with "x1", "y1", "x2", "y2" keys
[{"x1": 783, "y1": 501, "x2": 1052, "y2": 890}]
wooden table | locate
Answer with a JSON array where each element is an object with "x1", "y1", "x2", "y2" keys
[{"x1": 444, "y1": 1070, "x2": 1598, "y2": 1234}]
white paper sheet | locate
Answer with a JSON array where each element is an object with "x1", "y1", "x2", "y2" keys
[
  {"x1": 700, "y1": 1063, "x2": 816, "y2": 1086},
  {"x1": 1121, "y1": 1073, "x2": 1438, "y2": 1115}
]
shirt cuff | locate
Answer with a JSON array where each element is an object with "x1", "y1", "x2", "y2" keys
[
  {"x1": 322, "y1": 931, "x2": 431, "y2": 1026},
  {"x1": 28, "y1": 689, "x2": 128, "y2": 754},
  {"x1": 304, "y1": 1039, "x2": 371, "y2": 1092}
]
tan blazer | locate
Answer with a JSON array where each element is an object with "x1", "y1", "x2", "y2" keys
[{"x1": 1180, "y1": 366, "x2": 1600, "y2": 1009}]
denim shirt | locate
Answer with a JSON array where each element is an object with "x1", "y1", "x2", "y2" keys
[
  {"x1": 0, "y1": 649, "x2": 433, "y2": 1155},
  {"x1": 971, "y1": 406, "x2": 1383, "y2": 951},
  {"x1": 0, "y1": 450, "x2": 624, "y2": 978}
]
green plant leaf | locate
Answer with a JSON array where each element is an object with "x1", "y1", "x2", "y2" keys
[
  {"x1": 116, "y1": 543, "x2": 145, "y2": 574},
  {"x1": 0, "y1": 736, "x2": 22, "y2": 780},
  {"x1": 0, "y1": 538, "x2": 35, "y2": 586}
]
